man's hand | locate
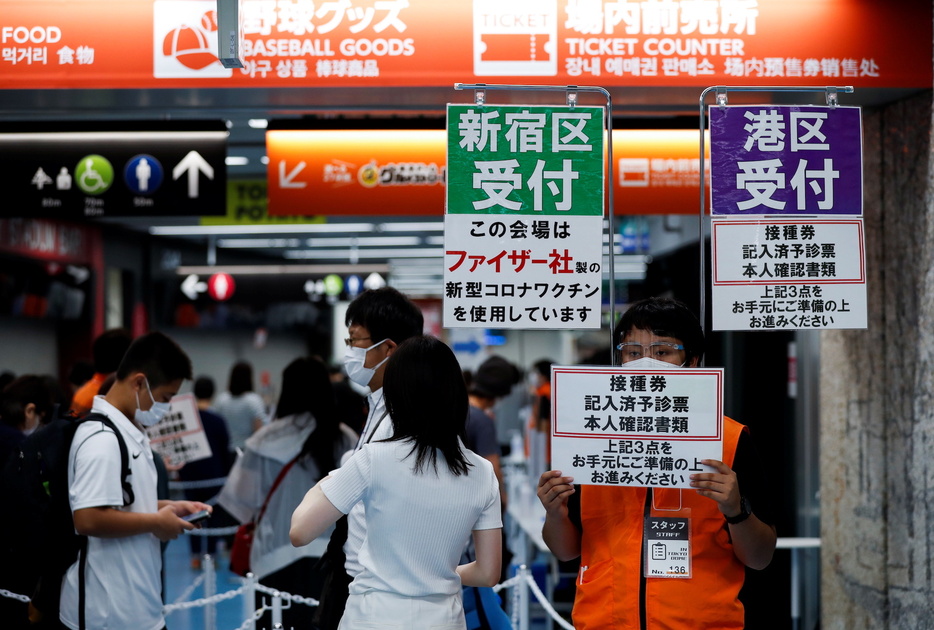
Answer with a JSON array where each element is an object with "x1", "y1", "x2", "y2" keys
[
  {"x1": 152, "y1": 505, "x2": 194, "y2": 541},
  {"x1": 537, "y1": 470, "x2": 575, "y2": 518},
  {"x1": 689, "y1": 459, "x2": 741, "y2": 518}
]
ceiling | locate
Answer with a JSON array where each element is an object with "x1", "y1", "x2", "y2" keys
[{"x1": 0, "y1": 84, "x2": 919, "y2": 297}]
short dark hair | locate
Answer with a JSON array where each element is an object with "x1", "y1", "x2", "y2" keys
[
  {"x1": 345, "y1": 287, "x2": 423, "y2": 346},
  {"x1": 227, "y1": 362, "x2": 254, "y2": 396},
  {"x1": 115, "y1": 332, "x2": 192, "y2": 387},
  {"x1": 92, "y1": 328, "x2": 132, "y2": 374},
  {"x1": 613, "y1": 297, "x2": 705, "y2": 365},
  {"x1": 193, "y1": 376, "x2": 215, "y2": 400},
  {"x1": 469, "y1": 355, "x2": 520, "y2": 399},
  {"x1": 0, "y1": 375, "x2": 54, "y2": 428},
  {"x1": 383, "y1": 336, "x2": 471, "y2": 476}
]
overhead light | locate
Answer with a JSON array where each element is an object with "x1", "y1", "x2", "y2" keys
[
  {"x1": 260, "y1": 156, "x2": 269, "y2": 164},
  {"x1": 225, "y1": 156, "x2": 249, "y2": 166},
  {"x1": 176, "y1": 264, "x2": 390, "y2": 275},
  {"x1": 284, "y1": 247, "x2": 443, "y2": 260},
  {"x1": 150, "y1": 223, "x2": 375, "y2": 236},
  {"x1": 305, "y1": 236, "x2": 421, "y2": 247},
  {"x1": 425, "y1": 235, "x2": 445, "y2": 245},
  {"x1": 378, "y1": 221, "x2": 444, "y2": 232},
  {"x1": 248, "y1": 118, "x2": 269, "y2": 129},
  {"x1": 216, "y1": 238, "x2": 302, "y2": 248}
]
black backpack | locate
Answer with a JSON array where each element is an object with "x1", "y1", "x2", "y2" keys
[{"x1": 0, "y1": 412, "x2": 133, "y2": 630}]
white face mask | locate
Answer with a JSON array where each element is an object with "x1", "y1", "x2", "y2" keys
[
  {"x1": 135, "y1": 377, "x2": 171, "y2": 427},
  {"x1": 623, "y1": 357, "x2": 683, "y2": 370},
  {"x1": 342, "y1": 338, "x2": 389, "y2": 388}
]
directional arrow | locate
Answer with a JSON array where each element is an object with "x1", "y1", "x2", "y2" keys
[
  {"x1": 181, "y1": 274, "x2": 207, "y2": 300},
  {"x1": 173, "y1": 151, "x2": 214, "y2": 198},
  {"x1": 279, "y1": 160, "x2": 307, "y2": 189},
  {"x1": 66, "y1": 265, "x2": 90, "y2": 285},
  {"x1": 363, "y1": 272, "x2": 386, "y2": 290}
]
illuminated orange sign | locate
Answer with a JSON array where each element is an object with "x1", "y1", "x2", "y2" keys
[
  {"x1": 0, "y1": 0, "x2": 929, "y2": 89},
  {"x1": 267, "y1": 128, "x2": 708, "y2": 216}
]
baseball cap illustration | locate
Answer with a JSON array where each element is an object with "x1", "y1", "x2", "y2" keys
[{"x1": 153, "y1": 1, "x2": 232, "y2": 78}]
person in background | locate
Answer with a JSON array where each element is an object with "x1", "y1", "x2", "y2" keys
[
  {"x1": 465, "y1": 355, "x2": 521, "y2": 508},
  {"x1": 526, "y1": 358, "x2": 554, "y2": 471},
  {"x1": 67, "y1": 361, "x2": 94, "y2": 398},
  {"x1": 70, "y1": 328, "x2": 132, "y2": 417},
  {"x1": 0, "y1": 375, "x2": 53, "y2": 466},
  {"x1": 214, "y1": 361, "x2": 267, "y2": 453},
  {"x1": 0, "y1": 371, "x2": 16, "y2": 394},
  {"x1": 219, "y1": 357, "x2": 357, "y2": 630},
  {"x1": 59, "y1": 331, "x2": 211, "y2": 630},
  {"x1": 291, "y1": 336, "x2": 503, "y2": 629},
  {"x1": 0, "y1": 375, "x2": 54, "y2": 629},
  {"x1": 178, "y1": 376, "x2": 231, "y2": 568},
  {"x1": 329, "y1": 363, "x2": 367, "y2": 436},
  {"x1": 536, "y1": 297, "x2": 777, "y2": 630}
]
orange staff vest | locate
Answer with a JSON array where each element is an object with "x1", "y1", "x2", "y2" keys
[{"x1": 574, "y1": 417, "x2": 748, "y2": 630}]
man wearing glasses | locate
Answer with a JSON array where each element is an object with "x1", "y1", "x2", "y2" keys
[
  {"x1": 315, "y1": 286, "x2": 424, "y2": 630},
  {"x1": 537, "y1": 297, "x2": 777, "y2": 629}
]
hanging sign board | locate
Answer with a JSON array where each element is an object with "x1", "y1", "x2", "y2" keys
[
  {"x1": 709, "y1": 105, "x2": 862, "y2": 216},
  {"x1": 146, "y1": 393, "x2": 213, "y2": 467},
  {"x1": 551, "y1": 365, "x2": 724, "y2": 489},
  {"x1": 0, "y1": 122, "x2": 228, "y2": 218},
  {"x1": 444, "y1": 104, "x2": 605, "y2": 329},
  {"x1": 711, "y1": 217, "x2": 867, "y2": 330},
  {"x1": 708, "y1": 104, "x2": 867, "y2": 330},
  {"x1": 0, "y1": 0, "x2": 929, "y2": 89}
]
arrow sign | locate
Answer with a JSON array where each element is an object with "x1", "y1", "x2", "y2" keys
[
  {"x1": 279, "y1": 160, "x2": 307, "y2": 189},
  {"x1": 452, "y1": 339, "x2": 482, "y2": 354},
  {"x1": 66, "y1": 265, "x2": 90, "y2": 284},
  {"x1": 181, "y1": 274, "x2": 207, "y2": 300},
  {"x1": 173, "y1": 151, "x2": 214, "y2": 198}
]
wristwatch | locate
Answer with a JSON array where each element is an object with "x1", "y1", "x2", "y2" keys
[{"x1": 725, "y1": 496, "x2": 752, "y2": 525}]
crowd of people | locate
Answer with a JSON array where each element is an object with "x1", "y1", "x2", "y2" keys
[{"x1": 0, "y1": 289, "x2": 775, "y2": 630}]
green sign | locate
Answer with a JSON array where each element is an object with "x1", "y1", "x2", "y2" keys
[{"x1": 446, "y1": 105, "x2": 605, "y2": 216}]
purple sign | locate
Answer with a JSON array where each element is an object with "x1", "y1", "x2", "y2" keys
[{"x1": 710, "y1": 106, "x2": 862, "y2": 216}]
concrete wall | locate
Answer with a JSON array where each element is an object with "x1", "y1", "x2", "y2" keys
[{"x1": 821, "y1": 90, "x2": 934, "y2": 628}]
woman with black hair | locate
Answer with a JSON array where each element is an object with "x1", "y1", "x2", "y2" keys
[
  {"x1": 218, "y1": 357, "x2": 357, "y2": 630},
  {"x1": 214, "y1": 361, "x2": 267, "y2": 453},
  {"x1": 291, "y1": 335, "x2": 503, "y2": 629}
]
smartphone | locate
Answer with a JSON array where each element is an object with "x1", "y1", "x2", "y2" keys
[{"x1": 182, "y1": 509, "x2": 211, "y2": 524}]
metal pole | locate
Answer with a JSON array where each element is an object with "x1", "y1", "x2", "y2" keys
[
  {"x1": 271, "y1": 591, "x2": 283, "y2": 629},
  {"x1": 454, "y1": 83, "x2": 617, "y2": 355},
  {"x1": 243, "y1": 573, "x2": 257, "y2": 630},
  {"x1": 203, "y1": 554, "x2": 217, "y2": 630}
]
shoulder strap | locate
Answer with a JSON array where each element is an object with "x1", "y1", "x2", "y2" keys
[
  {"x1": 256, "y1": 455, "x2": 300, "y2": 524},
  {"x1": 78, "y1": 412, "x2": 135, "y2": 507}
]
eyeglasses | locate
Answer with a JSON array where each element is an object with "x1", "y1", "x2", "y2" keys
[
  {"x1": 344, "y1": 336, "x2": 372, "y2": 347},
  {"x1": 616, "y1": 341, "x2": 685, "y2": 362}
]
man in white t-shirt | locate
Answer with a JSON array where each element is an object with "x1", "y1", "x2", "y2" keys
[{"x1": 60, "y1": 332, "x2": 212, "y2": 630}]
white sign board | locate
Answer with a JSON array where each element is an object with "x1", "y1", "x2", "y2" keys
[
  {"x1": 146, "y1": 393, "x2": 213, "y2": 467},
  {"x1": 551, "y1": 365, "x2": 724, "y2": 489},
  {"x1": 443, "y1": 214, "x2": 604, "y2": 328},
  {"x1": 711, "y1": 217, "x2": 867, "y2": 330}
]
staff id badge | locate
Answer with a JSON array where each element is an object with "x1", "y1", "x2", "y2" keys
[{"x1": 643, "y1": 511, "x2": 692, "y2": 578}]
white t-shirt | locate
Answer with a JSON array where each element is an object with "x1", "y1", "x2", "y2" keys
[
  {"x1": 218, "y1": 413, "x2": 357, "y2": 578},
  {"x1": 60, "y1": 397, "x2": 163, "y2": 630},
  {"x1": 342, "y1": 389, "x2": 391, "y2": 578},
  {"x1": 214, "y1": 391, "x2": 267, "y2": 451},
  {"x1": 321, "y1": 438, "x2": 502, "y2": 598}
]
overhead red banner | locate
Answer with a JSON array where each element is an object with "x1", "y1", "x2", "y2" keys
[
  {"x1": 267, "y1": 128, "x2": 707, "y2": 216},
  {"x1": 0, "y1": 0, "x2": 929, "y2": 89}
]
